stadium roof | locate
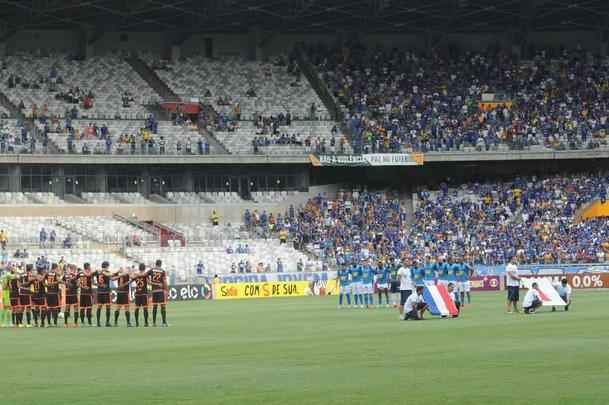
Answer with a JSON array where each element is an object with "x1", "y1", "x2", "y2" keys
[{"x1": 0, "y1": 0, "x2": 607, "y2": 34}]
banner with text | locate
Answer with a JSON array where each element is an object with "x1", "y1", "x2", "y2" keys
[
  {"x1": 309, "y1": 153, "x2": 424, "y2": 167},
  {"x1": 213, "y1": 281, "x2": 311, "y2": 300},
  {"x1": 202, "y1": 271, "x2": 337, "y2": 285},
  {"x1": 519, "y1": 273, "x2": 609, "y2": 289},
  {"x1": 470, "y1": 275, "x2": 501, "y2": 291}
]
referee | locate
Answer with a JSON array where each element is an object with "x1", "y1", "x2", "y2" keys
[{"x1": 505, "y1": 257, "x2": 521, "y2": 314}]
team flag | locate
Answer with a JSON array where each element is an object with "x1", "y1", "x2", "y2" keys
[
  {"x1": 521, "y1": 278, "x2": 566, "y2": 306},
  {"x1": 423, "y1": 285, "x2": 459, "y2": 316}
]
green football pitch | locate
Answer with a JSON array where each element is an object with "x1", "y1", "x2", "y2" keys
[{"x1": 1, "y1": 291, "x2": 608, "y2": 405}]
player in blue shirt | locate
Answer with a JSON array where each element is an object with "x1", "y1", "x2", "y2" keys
[
  {"x1": 437, "y1": 258, "x2": 450, "y2": 286},
  {"x1": 361, "y1": 259, "x2": 376, "y2": 307},
  {"x1": 375, "y1": 261, "x2": 391, "y2": 307},
  {"x1": 350, "y1": 262, "x2": 364, "y2": 308},
  {"x1": 337, "y1": 265, "x2": 352, "y2": 308},
  {"x1": 459, "y1": 260, "x2": 474, "y2": 304},
  {"x1": 413, "y1": 261, "x2": 425, "y2": 287},
  {"x1": 424, "y1": 259, "x2": 436, "y2": 286}
]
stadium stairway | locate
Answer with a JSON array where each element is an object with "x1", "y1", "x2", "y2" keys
[
  {"x1": 142, "y1": 221, "x2": 185, "y2": 247},
  {"x1": 126, "y1": 57, "x2": 181, "y2": 102},
  {"x1": 112, "y1": 213, "x2": 161, "y2": 245},
  {"x1": 295, "y1": 47, "x2": 344, "y2": 122}
]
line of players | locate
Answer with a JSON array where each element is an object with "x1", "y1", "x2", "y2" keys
[
  {"x1": 336, "y1": 257, "x2": 475, "y2": 308},
  {"x1": 0, "y1": 259, "x2": 168, "y2": 328}
]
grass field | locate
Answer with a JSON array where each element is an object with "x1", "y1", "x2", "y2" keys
[{"x1": 1, "y1": 291, "x2": 608, "y2": 405}]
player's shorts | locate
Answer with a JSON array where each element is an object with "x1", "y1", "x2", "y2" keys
[
  {"x1": 458, "y1": 281, "x2": 471, "y2": 293},
  {"x1": 424, "y1": 279, "x2": 435, "y2": 286},
  {"x1": 97, "y1": 291, "x2": 111, "y2": 305},
  {"x1": 351, "y1": 282, "x2": 363, "y2": 295},
  {"x1": 339, "y1": 283, "x2": 352, "y2": 295},
  {"x1": 152, "y1": 291, "x2": 166, "y2": 304},
  {"x1": 390, "y1": 281, "x2": 399, "y2": 293},
  {"x1": 79, "y1": 294, "x2": 92, "y2": 308},
  {"x1": 400, "y1": 289, "x2": 412, "y2": 306},
  {"x1": 65, "y1": 294, "x2": 78, "y2": 306},
  {"x1": 32, "y1": 295, "x2": 46, "y2": 307},
  {"x1": 9, "y1": 294, "x2": 20, "y2": 308},
  {"x1": 135, "y1": 294, "x2": 148, "y2": 307},
  {"x1": 361, "y1": 283, "x2": 373, "y2": 294},
  {"x1": 507, "y1": 286, "x2": 519, "y2": 302},
  {"x1": 116, "y1": 292, "x2": 130, "y2": 306},
  {"x1": 437, "y1": 279, "x2": 449, "y2": 286},
  {"x1": 46, "y1": 293, "x2": 60, "y2": 308},
  {"x1": 19, "y1": 294, "x2": 32, "y2": 307},
  {"x1": 377, "y1": 283, "x2": 389, "y2": 290}
]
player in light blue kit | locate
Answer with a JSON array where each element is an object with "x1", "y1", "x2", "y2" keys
[
  {"x1": 350, "y1": 261, "x2": 364, "y2": 308},
  {"x1": 413, "y1": 260, "x2": 425, "y2": 287},
  {"x1": 375, "y1": 261, "x2": 392, "y2": 307},
  {"x1": 437, "y1": 258, "x2": 450, "y2": 286},
  {"x1": 361, "y1": 259, "x2": 375, "y2": 308},
  {"x1": 337, "y1": 265, "x2": 352, "y2": 308},
  {"x1": 459, "y1": 259, "x2": 474, "y2": 304},
  {"x1": 423, "y1": 258, "x2": 437, "y2": 286}
]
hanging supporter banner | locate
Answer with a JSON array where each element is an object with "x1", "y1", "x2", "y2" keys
[
  {"x1": 469, "y1": 275, "x2": 501, "y2": 291},
  {"x1": 213, "y1": 281, "x2": 311, "y2": 300},
  {"x1": 309, "y1": 153, "x2": 424, "y2": 167},
  {"x1": 201, "y1": 271, "x2": 337, "y2": 285},
  {"x1": 478, "y1": 101, "x2": 512, "y2": 111}
]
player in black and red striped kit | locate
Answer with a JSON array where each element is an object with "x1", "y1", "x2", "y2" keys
[
  {"x1": 92, "y1": 261, "x2": 112, "y2": 327},
  {"x1": 149, "y1": 260, "x2": 168, "y2": 327},
  {"x1": 132, "y1": 263, "x2": 149, "y2": 327},
  {"x1": 18, "y1": 265, "x2": 34, "y2": 327},
  {"x1": 78, "y1": 264, "x2": 93, "y2": 326},
  {"x1": 44, "y1": 264, "x2": 61, "y2": 327},
  {"x1": 113, "y1": 268, "x2": 132, "y2": 327},
  {"x1": 30, "y1": 271, "x2": 47, "y2": 327},
  {"x1": 63, "y1": 265, "x2": 80, "y2": 327}
]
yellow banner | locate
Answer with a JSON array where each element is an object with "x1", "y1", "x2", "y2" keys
[{"x1": 213, "y1": 281, "x2": 311, "y2": 300}]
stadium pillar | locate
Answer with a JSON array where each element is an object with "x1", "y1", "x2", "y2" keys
[
  {"x1": 170, "y1": 45, "x2": 180, "y2": 64},
  {"x1": 51, "y1": 167, "x2": 64, "y2": 197},
  {"x1": 8, "y1": 166, "x2": 20, "y2": 192},
  {"x1": 96, "y1": 168, "x2": 107, "y2": 193}
]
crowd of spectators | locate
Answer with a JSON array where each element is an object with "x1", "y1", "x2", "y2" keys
[
  {"x1": 309, "y1": 43, "x2": 609, "y2": 154},
  {"x1": 36, "y1": 115, "x2": 211, "y2": 155},
  {"x1": 248, "y1": 173, "x2": 609, "y2": 267}
]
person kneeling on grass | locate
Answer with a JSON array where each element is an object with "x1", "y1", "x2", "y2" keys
[
  {"x1": 522, "y1": 283, "x2": 543, "y2": 314},
  {"x1": 553, "y1": 278, "x2": 572, "y2": 312},
  {"x1": 447, "y1": 282, "x2": 460, "y2": 318},
  {"x1": 400, "y1": 286, "x2": 428, "y2": 320}
]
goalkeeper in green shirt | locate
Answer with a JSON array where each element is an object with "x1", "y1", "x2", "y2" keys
[{"x1": 1, "y1": 269, "x2": 12, "y2": 327}]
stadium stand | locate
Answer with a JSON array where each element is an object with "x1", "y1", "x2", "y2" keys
[
  {"x1": 143, "y1": 54, "x2": 329, "y2": 120},
  {"x1": 38, "y1": 118, "x2": 215, "y2": 155},
  {"x1": 255, "y1": 174, "x2": 609, "y2": 267},
  {"x1": 311, "y1": 45, "x2": 609, "y2": 153},
  {"x1": 124, "y1": 239, "x2": 319, "y2": 281},
  {"x1": 1, "y1": 53, "x2": 160, "y2": 119}
]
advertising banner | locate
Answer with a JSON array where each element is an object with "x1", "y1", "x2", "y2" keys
[
  {"x1": 213, "y1": 281, "x2": 311, "y2": 300},
  {"x1": 309, "y1": 153, "x2": 424, "y2": 167},
  {"x1": 202, "y1": 271, "x2": 337, "y2": 285},
  {"x1": 518, "y1": 272, "x2": 609, "y2": 289},
  {"x1": 109, "y1": 284, "x2": 212, "y2": 303},
  {"x1": 470, "y1": 275, "x2": 501, "y2": 291}
]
